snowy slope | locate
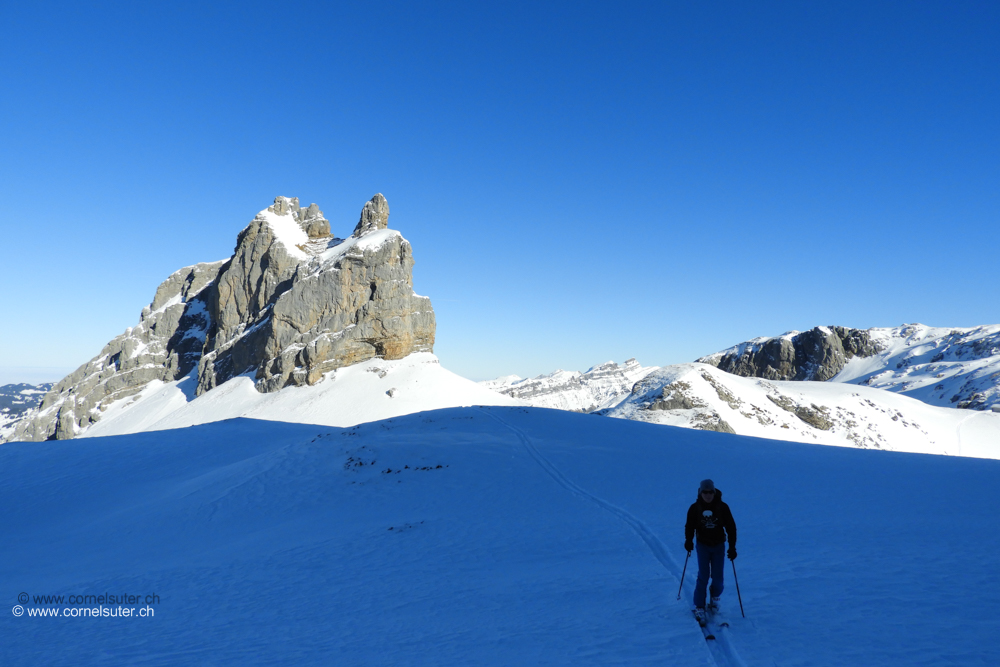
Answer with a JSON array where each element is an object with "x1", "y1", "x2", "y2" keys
[
  {"x1": 79, "y1": 352, "x2": 523, "y2": 437},
  {"x1": 605, "y1": 363, "x2": 1000, "y2": 459},
  {"x1": 702, "y1": 323, "x2": 1000, "y2": 410},
  {"x1": 832, "y1": 323, "x2": 1000, "y2": 409},
  {"x1": 480, "y1": 358, "x2": 658, "y2": 412},
  {"x1": 2, "y1": 408, "x2": 999, "y2": 665}
]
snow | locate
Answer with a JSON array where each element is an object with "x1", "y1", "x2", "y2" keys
[
  {"x1": 3, "y1": 407, "x2": 999, "y2": 665},
  {"x1": 702, "y1": 323, "x2": 1000, "y2": 411},
  {"x1": 80, "y1": 353, "x2": 523, "y2": 438},
  {"x1": 829, "y1": 324, "x2": 1000, "y2": 409},
  {"x1": 316, "y1": 228, "x2": 400, "y2": 265},
  {"x1": 480, "y1": 358, "x2": 659, "y2": 412},
  {"x1": 260, "y1": 207, "x2": 310, "y2": 260},
  {"x1": 607, "y1": 362, "x2": 1000, "y2": 459}
]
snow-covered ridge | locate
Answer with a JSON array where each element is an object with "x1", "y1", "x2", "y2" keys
[
  {"x1": 603, "y1": 362, "x2": 1000, "y2": 459},
  {"x1": 81, "y1": 352, "x2": 522, "y2": 437},
  {"x1": 701, "y1": 323, "x2": 1000, "y2": 411},
  {"x1": 480, "y1": 323, "x2": 1000, "y2": 458},
  {"x1": 479, "y1": 359, "x2": 658, "y2": 412}
]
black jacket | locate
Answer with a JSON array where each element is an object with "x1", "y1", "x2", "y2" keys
[{"x1": 685, "y1": 489, "x2": 736, "y2": 548}]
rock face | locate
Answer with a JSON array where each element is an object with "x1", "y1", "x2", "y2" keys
[
  {"x1": 698, "y1": 326, "x2": 883, "y2": 382},
  {"x1": 9, "y1": 262, "x2": 223, "y2": 441},
  {"x1": 198, "y1": 194, "x2": 434, "y2": 394},
  {"x1": 699, "y1": 323, "x2": 1000, "y2": 412},
  {"x1": 6, "y1": 194, "x2": 435, "y2": 441}
]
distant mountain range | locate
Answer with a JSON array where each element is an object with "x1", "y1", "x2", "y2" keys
[
  {"x1": 479, "y1": 324, "x2": 1000, "y2": 457},
  {"x1": 0, "y1": 383, "x2": 54, "y2": 439},
  {"x1": 479, "y1": 359, "x2": 657, "y2": 412},
  {"x1": 3, "y1": 190, "x2": 997, "y2": 461}
]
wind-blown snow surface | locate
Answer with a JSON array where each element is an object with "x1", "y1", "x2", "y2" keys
[
  {"x1": 2, "y1": 408, "x2": 998, "y2": 665},
  {"x1": 608, "y1": 363, "x2": 1000, "y2": 459},
  {"x1": 78, "y1": 352, "x2": 522, "y2": 437}
]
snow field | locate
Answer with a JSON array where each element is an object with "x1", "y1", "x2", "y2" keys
[{"x1": 2, "y1": 408, "x2": 999, "y2": 665}]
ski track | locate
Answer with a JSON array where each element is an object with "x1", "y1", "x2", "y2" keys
[{"x1": 479, "y1": 407, "x2": 752, "y2": 667}]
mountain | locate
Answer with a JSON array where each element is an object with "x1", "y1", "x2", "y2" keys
[
  {"x1": 480, "y1": 324, "x2": 1000, "y2": 458},
  {"x1": 478, "y1": 359, "x2": 657, "y2": 412},
  {"x1": 78, "y1": 352, "x2": 520, "y2": 437},
  {"x1": 699, "y1": 323, "x2": 1000, "y2": 411},
  {"x1": 0, "y1": 383, "x2": 53, "y2": 439},
  {"x1": 603, "y1": 362, "x2": 1000, "y2": 458},
  {"x1": 5, "y1": 194, "x2": 510, "y2": 442},
  {"x1": 3, "y1": 407, "x2": 999, "y2": 665}
]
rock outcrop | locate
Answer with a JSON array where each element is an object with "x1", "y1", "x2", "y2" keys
[
  {"x1": 198, "y1": 193, "x2": 434, "y2": 394},
  {"x1": 698, "y1": 326, "x2": 883, "y2": 382},
  {"x1": 6, "y1": 194, "x2": 435, "y2": 441},
  {"x1": 698, "y1": 323, "x2": 1000, "y2": 412},
  {"x1": 9, "y1": 262, "x2": 223, "y2": 441}
]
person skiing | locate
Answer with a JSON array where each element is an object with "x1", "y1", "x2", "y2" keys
[{"x1": 685, "y1": 478, "x2": 737, "y2": 624}]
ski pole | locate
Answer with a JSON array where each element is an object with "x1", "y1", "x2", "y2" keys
[
  {"x1": 731, "y1": 557, "x2": 745, "y2": 618},
  {"x1": 677, "y1": 550, "x2": 691, "y2": 600}
]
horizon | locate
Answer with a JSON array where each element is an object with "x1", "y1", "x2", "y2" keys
[{"x1": 2, "y1": 3, "x2": 998, "y2": 384}]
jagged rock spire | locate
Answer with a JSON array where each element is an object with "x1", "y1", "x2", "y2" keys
[{"x1": 352, "y1": 193, "x2": 389, "y2": 237}]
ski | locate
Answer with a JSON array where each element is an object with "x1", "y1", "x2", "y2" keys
[
  {"x1": 693, "y1": 609, "x2": 715, "y2": 640},
  {"x1": 707, "y1": 604, "x2": 730, "y2": 631}
]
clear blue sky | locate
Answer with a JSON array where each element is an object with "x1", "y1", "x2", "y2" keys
[{"x1": 1, "y1": 1, "x2": 997, "y2": 384}]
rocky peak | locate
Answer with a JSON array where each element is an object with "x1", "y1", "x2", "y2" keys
[
  {"x1": 6, "y1": 193, "x2": 435, "y2": 442},
  {"x1": 267, "y1": 195, "x2": 331, "y2": 239},
  {"x1": 353, "y1": 193, "x2": 389, "y2": 237},
  {"x1": 698, "y1": 326, "x2": 883, "y2": 382}
]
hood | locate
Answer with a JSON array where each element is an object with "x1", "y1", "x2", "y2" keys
[{"x1": 695, "y1": 488, "x2": 724, "y2": 503}]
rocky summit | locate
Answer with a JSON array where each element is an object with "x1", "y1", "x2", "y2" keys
[
  {"x1": 7, "y1": 194, "x2": 435, "y2": 442},
  {"x1": 698, "y1": 323, "x2": 1000, "y2": 411},
  {"x1": 697, "y1": 325, "x2": 883, "y2": 382}
]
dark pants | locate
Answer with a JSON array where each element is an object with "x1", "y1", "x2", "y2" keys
[{"x1": 694, "y1": 541, "x2": 726, "y2": 608}]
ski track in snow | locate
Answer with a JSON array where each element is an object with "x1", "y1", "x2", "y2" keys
[{"x1": 479, "y1": 407, "x2": 753, "y2": 667}]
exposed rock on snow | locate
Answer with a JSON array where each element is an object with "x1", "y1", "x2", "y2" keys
[
  {"x1": 480, "y1": 359, "x2": 657, "y2": 412},
  {"x1": 8, "y1": 262, "x2": 224, "y2": 441},
  {"x1": 701, "y1": 323, "x2": 1000, "y2": 412},
  {"x1": 698, "y1": 325, "x2": 883, "y2": 382},
  {"x1": 604, "y1": 363, "x2": 1000, "y2": 458},
  {"x1": 6, "y1": 194, "x2": 438, "y2": 442}
]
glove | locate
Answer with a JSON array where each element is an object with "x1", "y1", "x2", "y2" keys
[
  {"x1": 727, "y1": 547, "x2": 737, "y2": 560},
  {"x1": 684, "y1": 540, "x2": 693, "y2": 553}
]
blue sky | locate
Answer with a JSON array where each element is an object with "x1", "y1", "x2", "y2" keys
[{"x1": 1, "y1": 1, "x2": 997, "y2": 384}]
